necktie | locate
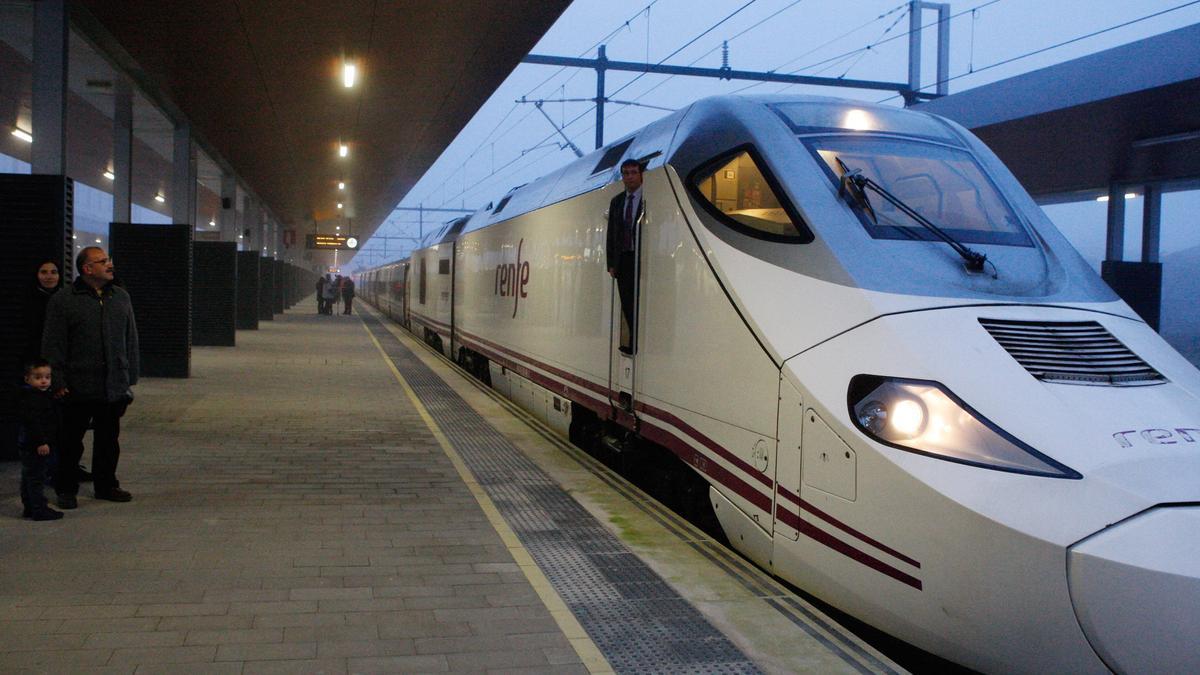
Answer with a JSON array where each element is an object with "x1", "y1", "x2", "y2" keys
[{"x1": 623, "y1": 195, "x2": 634, "y2": 250}]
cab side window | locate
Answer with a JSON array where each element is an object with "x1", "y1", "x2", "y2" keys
[{"x1": 690, "y1": 147, "x2": 810, "y2": 242}]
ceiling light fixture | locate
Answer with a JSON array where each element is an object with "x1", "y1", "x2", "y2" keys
[
  {"x1": 103, "y1": 170, "x2": 115, "y2": 180},
  {"x1": 339, "y1": 144, "x2": 348, "y2": 158},
  {"x1": 343, "y1": 63, "x2": 357, "y2": 88},
  {"x1": 337, "y1": 202, "x2": 343, "y2": 209},
  {"x1": 154, "y1": 193, "x2": 165, "y2": 203},
  {"x1": 11, "y1": 128, "x2": 32, "y2": 143},
  {"x1": 338, "y1": 181, "x2": 345, "y2": 190}
]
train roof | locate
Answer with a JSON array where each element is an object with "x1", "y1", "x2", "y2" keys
[{"x1": 390, "y1": 94, "x2": 957, "y2": 260}]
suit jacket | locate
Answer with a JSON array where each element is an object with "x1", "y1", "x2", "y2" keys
[{"x1": 605, "y1": 190, "x2": 644, "y2": 271}]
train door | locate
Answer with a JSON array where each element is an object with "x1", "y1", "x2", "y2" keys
[
  {"x1": 400, "y1": 263, "x2": 410, "y2": 328},
  {"x1": 774, "y1": 377, "x2": 804, "y2": 542},
  {"x1": 608, "y1": 204, "x2": 642, "y2": 417}
]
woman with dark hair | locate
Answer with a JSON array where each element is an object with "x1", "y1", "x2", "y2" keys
[{"x1": 22, "y1": 260, "x2": 62, "y2": 361}]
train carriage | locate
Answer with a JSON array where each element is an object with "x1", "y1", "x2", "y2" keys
[{"x1": 358, "y1": 95, "x2": 1200, "y2": 674}]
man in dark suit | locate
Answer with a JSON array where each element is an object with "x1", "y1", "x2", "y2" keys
[{"x1": 605, "y1": 159, "x2": 644, "y2": 354}]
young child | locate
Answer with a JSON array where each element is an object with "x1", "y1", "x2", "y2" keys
[{"x1": 17, "y1": 359, "x2": 63, "y2": 521}]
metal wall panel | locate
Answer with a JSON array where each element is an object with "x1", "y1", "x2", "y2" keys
[
  {"x1": 258, "y1": 256, "x2": 275, "y2": 321},
  {"x1": 235, "y1": 251, "x2": 260, "y2": 330},
  {"x1": 110, "y1": 223, "x2": 192, "y2": 378},
  {"x1": 0, "y1": 175, "x2": 73, "y2": 459},
  {"x1": 272, "y1": 258, "x2": 285, "y2": 314},
  {"x1": 0, "y1": 175, "x2": 73, "y2": 379},
  {"x1": 192, "y1": 241, "x2": 237, "y2": 346}
]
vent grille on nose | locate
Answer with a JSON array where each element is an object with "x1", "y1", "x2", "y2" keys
[{"x1": 979, "y1": 318, "x2": 1165, "y2": 386}]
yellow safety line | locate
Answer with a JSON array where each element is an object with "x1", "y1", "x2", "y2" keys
[{"x1": 360, "y1": 319, "x2": 614, "y2": 674}]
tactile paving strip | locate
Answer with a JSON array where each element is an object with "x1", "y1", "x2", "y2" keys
[{"x1": 363, "y1": 315, "x2": 761, "y2": 674}]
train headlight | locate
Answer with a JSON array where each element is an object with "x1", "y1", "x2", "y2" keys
[{"x1": 848, "y1": 375, "x2": 1080, "y2": 478}]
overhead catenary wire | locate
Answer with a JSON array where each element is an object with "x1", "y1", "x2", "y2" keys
[
  {"x1": 598, "y1": 0, "x2": 810, "y2": 127},
  {"x1": 726, "y1": 1, "x2": 908, "y2": 96},
  {"x1": 430, "y1": 1, "x2": 767, "y2": 212},
  {"x1": 876, "y1": 0, "x2": 1200, "y2": 103},
  {"x1": 726, "y1": 0, "x2": 1001, "y2": 98},
  {"x1": 396, "y1": 1, "x2": 667, "y2": 223},
  {"x1": 528, "y1": 0, "x2": 763, "y2": 166}
]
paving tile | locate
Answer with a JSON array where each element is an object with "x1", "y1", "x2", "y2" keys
[
  {"x1": 0, "y1": 647, "x2": 114, "y2": 669},
  {"x1": 346, "y1": 654, "x2": 448, "y2": 673},
  {"x1": 283, "y1": 625, "x2": 378, "y2": 643},
  {"x1": 315, "y1": 639, "x2": 414, "y2": 658},
  {"x1": 446, "y1": 648, "x2": 552, "y2": 671},
  {"x1": 40, "y1": 605, "x2": 138, "y2": 619},
  {"x1": 135, "y1": 603, "x2": 230, "y2": 618},
  {"x1": 156, "y1": 615, "x2": 255, "y2": 631},
  {"x1": 0, "y1": 632, "x2": 87, "y2": 651},
  {"x1": 488, "y1": 665, "x2": 590, "y2": 675},
  {"x1": 83, "y1": 631, "x2": 186, "y2": 648},
  {"x1": 240, "y1": 656, "x2": 348, "y2": 674},
  {"x1": 184, "y1": 628, "x2": 283, "y2": 645},
  {"x1": 288, "y1": 587, "x2": 372, "y2": 601},
  {"x1": 203, "y1": 589, "x2": 291, "y2": 603},
  {"x1": 0, "y1": 619, "x2": 62, "y2": 635},
  {"x1": 215, "y1": 641, "x2": 317, "y2": 662},
  {"x1": 106, "y1": 645, "x2": 218, "y2": 667},
  {"x1": 135, "y1": 662, "x2": 244, "y2": 675},
  {"x1": 252, "y1": 613, "x2": 349, "y2": 629},
  {"x1": 228, "y1": 600, "x2": 317, "y2": 615}
]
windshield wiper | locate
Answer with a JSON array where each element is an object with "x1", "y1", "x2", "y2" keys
[{"x1": 835, "y1": 157, "x2": 990, "y2": 274}]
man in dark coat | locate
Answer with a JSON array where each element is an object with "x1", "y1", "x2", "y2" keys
[
  {"x1": 42, "y1": 247, "x2": 139, "y2": 509},
  {"x1": 315, "y1": 275, "x2": 328, "y2": 314},
  {"x1": 605, "y1": 159, "x2": 645, "y2": 354},
  {"x1": 341, "y1": 277, "x2": 355, "y2": 315}
]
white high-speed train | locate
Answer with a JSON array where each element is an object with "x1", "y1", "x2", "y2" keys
[{"x1": 358, "y1": 95, "x2": 1200, "y2": 673}]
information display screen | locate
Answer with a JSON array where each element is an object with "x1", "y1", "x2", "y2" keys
[{"x1": 306, "y1": 234, "x2": 358, "y2": 250}]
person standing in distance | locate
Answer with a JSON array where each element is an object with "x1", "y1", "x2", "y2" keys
[
  {"x1": 42, "y1": 247, "x2": 139, "y2": 508},
  {"x1": 605, "y1": 159, "x2": 645, "y2": 354},
  {"x1": 341, "y1": 275, "x2": 355, "y2": 315}
]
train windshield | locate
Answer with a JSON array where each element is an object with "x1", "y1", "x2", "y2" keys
[{"x1": 806, "y1": 135, "x2": 1032, "y2": 247}]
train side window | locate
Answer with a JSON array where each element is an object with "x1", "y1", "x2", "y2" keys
[
  {"x1": 592, "y1": 138, "x2": 635, "y2": 175},
  {"x1": 688, "y1": 146, "x2": 812, "y2": 243},
  {"x1": 438, "y1": 258, "x2": 450, "y2": 274}
]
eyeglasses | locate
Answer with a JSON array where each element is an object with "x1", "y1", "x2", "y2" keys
[{"x1": 86, "y1": 257, "x2": 112, "y2": 267}]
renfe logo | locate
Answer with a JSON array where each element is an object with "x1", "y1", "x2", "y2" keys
[
  {"x1": 1113, "y1": 427, "x2": 1200, "y2": 448},
  {"x1": 495, "y1": 238, "x2": 530, "y2": 318}
]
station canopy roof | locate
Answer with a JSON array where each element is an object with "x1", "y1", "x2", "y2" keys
[
  {"x1": 67, "y1": 1, "x2": 570, "y2": 244},
  {"x1": 917, "y1": 23, "x2": 1200, "y2": 204}
]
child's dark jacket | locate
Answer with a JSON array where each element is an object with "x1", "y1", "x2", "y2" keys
[{"x1": 17, "y1": 385, "x2": 60, "y2": 449}]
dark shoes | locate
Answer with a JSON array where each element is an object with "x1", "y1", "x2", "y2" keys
[
  {"x1": 77, "y1": 465, "x2": 93, "y2": 482},
  {"x1": 25, "y1": 505, "x2": 64, "y2": 520},
  {"x1": 95, "y1": 488, "x2": 132, "y2": 502},
  {"x1": 31, "y1": 507, "x2": 63, "y2": 521},
  {"x1": 57, "y1": 488, "x2": 133, "y2": 507}
]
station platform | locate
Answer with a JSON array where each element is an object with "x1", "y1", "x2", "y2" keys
[{"x1": 0, "y1": 298, "x2": 903, "y2": 674}]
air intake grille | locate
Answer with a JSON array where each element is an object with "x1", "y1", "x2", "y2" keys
[{"x1": 980, "y1": 318, "x2": 1165, "y2": 386}]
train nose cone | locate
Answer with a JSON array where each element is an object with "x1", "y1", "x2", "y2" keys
[{"x1": 1067, "y1": 506, "x2": 1200, "y2": 674}]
